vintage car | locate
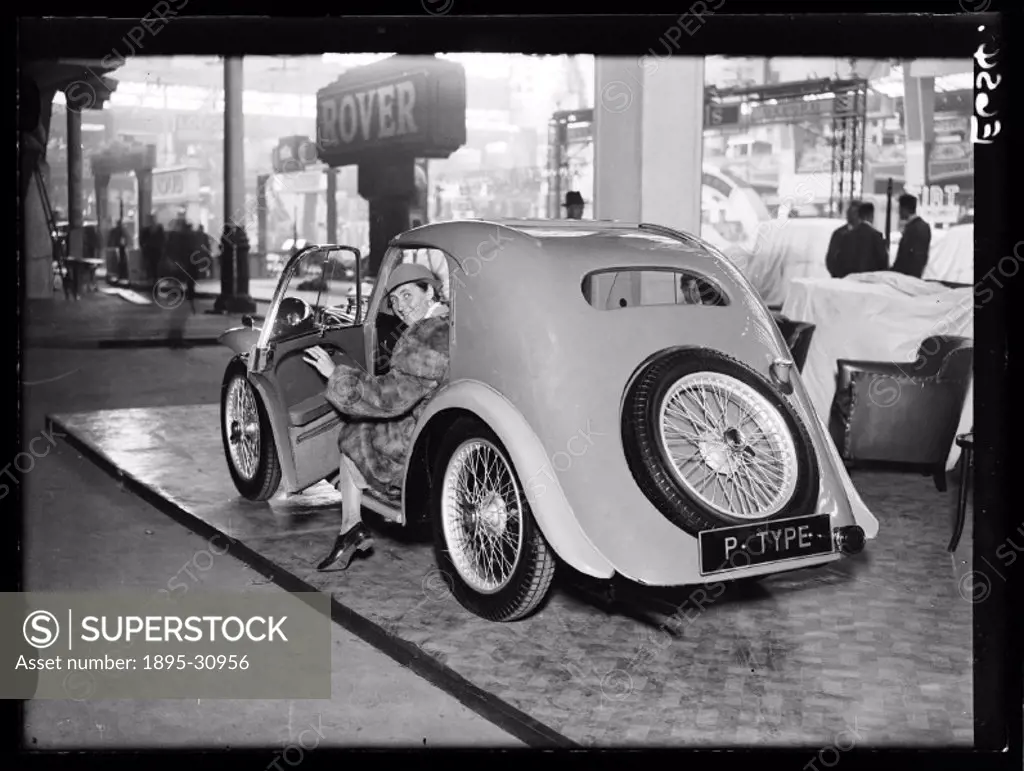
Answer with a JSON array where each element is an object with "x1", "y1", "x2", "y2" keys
[{"x1": 217, "y1": 219, "x2": 878, "y2": 622}]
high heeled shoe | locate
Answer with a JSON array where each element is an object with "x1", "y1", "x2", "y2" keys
[{"x1": 316, "y1": 523, "x2": 374, "y2": 571}]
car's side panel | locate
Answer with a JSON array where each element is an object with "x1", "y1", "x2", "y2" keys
[
  {"x1": 389, "y1": 224, "x2": 872, "y2": 586},
  {"x1": 411, "y1": 380, "x2": 617, "y2": 580},
  {"x1": 290, "y1": 415, "x2": 343, "y2": 490},
  {"x1": 275, "y1": 326, "x2": 367, "y2": 491}
]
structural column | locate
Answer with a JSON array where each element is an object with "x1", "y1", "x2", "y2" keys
[
  {"x1": 326, "y1": 168, "x2": 338, "y2": 243},
  {"x1": 593, "y1": 56, "x2": 704, "y2": 234},
  {"x1": 256, "y1": 173, "x2": 268, "y2": 258},
  {"x1": 216, "y1": 56, "x2": 256, "y2": 313},
  {"x1": 136, "y1": 168, "x2": 153, "y2": 229},
  {"x1": 224, "y1": 58, "x2": 246, "y2": 230},
  {"x1": 22, "y1": 78, "x2": 56, "y2": 300},
  {"x1": 902, "y1": 69, "x2": 935, "y2": 195},
  {"x1": 94, "y1": 175, "x2": 110, "y2": 233},
  {"x1": 66, "y1": 103, "x2": 83, "y2": 259}
]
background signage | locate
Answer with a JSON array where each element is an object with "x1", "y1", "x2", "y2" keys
[
  {"x1": 704, "y1": 103, "x2": 741, "y2": 128},
  {"x1": 316, "y1": 56, "x2": 466, "y2": 168},
  {"x1": 152, "y1": 167, "x2": 201, "y2": 205},
  {"x1": 272, "y1": 135, "x2": 318, "y2": 174},
  {"x1": 747, "y1": 92, "x2": 889, "y2": 125}
]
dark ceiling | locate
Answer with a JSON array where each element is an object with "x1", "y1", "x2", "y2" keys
[{"x1": 18, "y1": 14, "x2": 992, "y2": 62}]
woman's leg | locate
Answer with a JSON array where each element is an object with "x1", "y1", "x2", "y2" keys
[
  {"x1": 317, "y1": 454, "x2": 374, "y2": 571},
  {"x1": 336, "y1": 453, "x2": 365, "y2": 533}
]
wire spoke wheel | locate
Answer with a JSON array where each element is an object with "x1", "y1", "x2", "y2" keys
[
  {"x1": 441, "y1": 439, "x2": 525, "y2": 595},
  {"x1": 225, "y1": 376, "x2": 262, "y2": 481},
  {"x1": 658, "y1": 371, "x2": 798, "y2": 520}
]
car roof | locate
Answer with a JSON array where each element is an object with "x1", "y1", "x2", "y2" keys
[{"x1": 391, "y1": 218, "x2": 721, "y2": 274}]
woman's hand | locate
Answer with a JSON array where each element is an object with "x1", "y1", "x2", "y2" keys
[{"x1": 302, "y1": 346, "x2": 337, "y2": 379}]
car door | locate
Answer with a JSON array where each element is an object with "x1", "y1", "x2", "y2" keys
[{"x1": 249, "y1": 246, "x2": 373, "y2": 492}]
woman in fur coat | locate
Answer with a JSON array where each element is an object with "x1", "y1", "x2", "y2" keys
[{"x1": 303, "y1": 263, "x2": 450, "y2": 571}]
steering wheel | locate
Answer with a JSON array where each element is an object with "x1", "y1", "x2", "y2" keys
[{"x1": 274, "y1": 296, "x2": 313, "y2": 337}]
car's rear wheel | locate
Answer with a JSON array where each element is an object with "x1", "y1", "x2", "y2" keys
[
  {"x1": 221, "y1": 360, "x2": 281, "y2": 501},
  {"x1": 431, "y1": 417, "x2": 556, "y2": 622},
  {"x1": 622, "y1": 349, "x2": 819, "y2": 535}
]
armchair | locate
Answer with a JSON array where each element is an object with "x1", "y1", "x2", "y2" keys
[
  {"x1": 828, "y1": 335, "x2": 973, "y2": 491},
  {"x1": 770, "y1": 311, "x2": 816, "y2": 372}
]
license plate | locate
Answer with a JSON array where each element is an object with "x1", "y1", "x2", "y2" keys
[{"x1": 699, "y1": 514, "x2": 834, "y2": 576}]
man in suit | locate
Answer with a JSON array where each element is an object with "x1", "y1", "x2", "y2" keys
[
  {"x1": 891, "y1": 193, "x2": 932, "y2": 278},
  {"x1": 849, "y1": 201, "x2": 890, "y2": 273},
  {"x1": 825, "y1": 200, "x2": 861, "y2": 278}
]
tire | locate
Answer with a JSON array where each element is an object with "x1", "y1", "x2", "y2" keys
[
  {"x1": 431, "y1": 417, "x2": 556, "y2": 622},
  {"x1": 622, "y1": 349, "x2": 819, "y2": 535},
  {"x1": 220, "y1": 359, "x2": 282, "y2": 501}
]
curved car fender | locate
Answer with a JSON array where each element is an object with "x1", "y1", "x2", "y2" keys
[
  {"x1": 413, "y1": 380, "x2": 616, "y2": 579},
  {"x1": 246, "y1": 370, "x2": 301, "y2": 493},
  {"x1": 218, "y1": 327, "x2": 260, "y2": 357},
  {"x1": 810, "y1": 408, "x2": 880, "y2": 540},
  {"x1": 792, "y1": 375, "x2": 880, "y2": 540}
]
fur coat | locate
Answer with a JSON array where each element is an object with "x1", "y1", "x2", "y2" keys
[{"x1": 324, "y1": 313, "x2": 450, "y2": 500}]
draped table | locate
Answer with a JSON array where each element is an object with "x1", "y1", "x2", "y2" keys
[{"x1": 782, "y1": 272, "x2": 973, "y2": 471}]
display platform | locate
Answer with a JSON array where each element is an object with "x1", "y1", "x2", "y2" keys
[{"x1": 48, "y1": 405, "x2": 973, "y2": 747}]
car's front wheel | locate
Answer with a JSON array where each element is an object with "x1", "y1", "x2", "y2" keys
[
  {"x1": 431, "y1": 417, "x2": 556, "y2": 622},
  {"x1": 221, "y1": 360, "x2": 282, "y2": 501}
]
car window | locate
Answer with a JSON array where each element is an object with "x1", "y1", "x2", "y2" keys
[
  {"x1": 582, "y1": 269, "x2": 729, "y2": 310},
  {"x1": 316, "y1": 249, "x2": 360, "y2": 314},
  {"x1": 269, "y1": 248, "x2": 359, "y2": 340}
]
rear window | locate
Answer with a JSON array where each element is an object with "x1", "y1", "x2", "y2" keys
[{"x1": 582, "y1": 269, "x2": 729, "y2": 310}]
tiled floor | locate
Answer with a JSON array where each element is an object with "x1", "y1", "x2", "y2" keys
[
  {"x1": 49, "y1": 404, "x2": 974, "y2": 747},
  {"x1": 24, "y1": 294, "x2": 256, "y2": 347}
]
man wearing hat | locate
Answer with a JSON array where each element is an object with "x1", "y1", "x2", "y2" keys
[
  {"x1": 303, "y1": 263, "x2": 450, "y2": 571},
  {"x1": 563, "y1": 190, "x2": 585, "y2": 220}
]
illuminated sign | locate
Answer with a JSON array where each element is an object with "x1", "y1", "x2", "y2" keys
[{"x1": 316, "y1": 56, "x2": 466, "y2": 167}]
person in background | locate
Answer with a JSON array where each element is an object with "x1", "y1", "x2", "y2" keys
[
  {"x1": 563, "y1": 190, "x2": 585, "y2": 220},
  {"x1": 891, "y1": 193, "x2": 932, "y2": 278},
  {"x1": 828, "y1": 202, "x2": 888, "y2": 278},
  {"x1": 853, "y1": 201, "x2": 890, "y2": 272},
  {"x1": 113, "y1": 218, "x2": 129, "y2": 283},
  {"x1": 825, "y1": 200, "x2": 861, "y2": 278}
]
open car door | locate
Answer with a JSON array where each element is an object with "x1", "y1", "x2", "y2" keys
[{"x1": 247, "y1": 245, "x2": 373, "y2": 493}]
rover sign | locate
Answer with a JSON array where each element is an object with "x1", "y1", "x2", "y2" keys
[
  {"x1": 320, "y1": 78, "x2": 419, "y2": 145},
  {"x1": 316, "y1": 56, "x2": 466, "y2": 168}
]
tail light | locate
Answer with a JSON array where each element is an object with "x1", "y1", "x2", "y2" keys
[
  {"x1": 769, "y1": 358, "x2": 794, "y2": 395},
  {"x1": 833, "y1": 525, "x2": 865, "y2": 555}
]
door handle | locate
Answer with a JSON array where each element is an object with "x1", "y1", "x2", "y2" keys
[{"x1": 257, "y1": 344, "x2": 274, "y2": 370}]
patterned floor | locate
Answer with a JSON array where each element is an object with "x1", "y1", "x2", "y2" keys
[{"x1": 49, "y1": 404, "x2": 974, "y2": 747}]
